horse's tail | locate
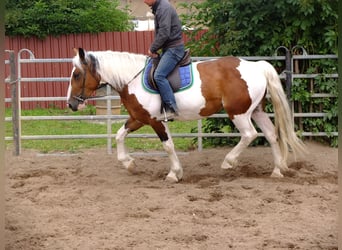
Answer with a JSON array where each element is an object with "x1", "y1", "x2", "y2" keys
[{"x1": 259, "y1": 61, "x2": 306, "y2": 161}]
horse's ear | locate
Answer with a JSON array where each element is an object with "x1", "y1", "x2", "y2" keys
[
  {"x1": 73, "y1": 48, "x2": 78, "y2": 56},
  {"x1": 78, "y1": 48, "x2": 87, "y2": 65}
]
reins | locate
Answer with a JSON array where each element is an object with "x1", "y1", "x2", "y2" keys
[{"x1": 127, "y1": 67, "x2": 145, "y2": 85}]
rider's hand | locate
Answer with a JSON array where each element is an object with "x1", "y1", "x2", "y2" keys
[{"x1": 148, "y1": 49, "x2": 159, "y2": 58}]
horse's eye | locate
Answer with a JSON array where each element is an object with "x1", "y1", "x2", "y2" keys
[{"x1": 73, "y1": 72, "x2": 81, "y2": 80}]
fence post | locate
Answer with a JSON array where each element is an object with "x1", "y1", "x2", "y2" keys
[
  {"x1": 284, "y1": 48, "x2": 292, "y2": 101},
  {"x1": 16, "y1": 49, "x2": 35, "y2": 155},
  {"x1": 291, "y1": 46, "x2": 308, "y2": 133},
  {"x1": 8, "y1": 51, "x2": 20, "y2": 156},
  {"x1": 197, "y1": 119, "x2": 203, "y2": 151},
  {"x1": 275, "y1": 46, "x2": 292, "y2": 101},
  {"x1": 106, "y1": 84, "x2": 113, "y2": 154}
]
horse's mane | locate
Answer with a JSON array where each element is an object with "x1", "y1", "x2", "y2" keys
[{"x1": 73, "y1": 50, "x2": 147, "y2": 90}]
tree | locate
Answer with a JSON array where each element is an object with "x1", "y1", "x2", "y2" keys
[
  {"x1": 180, "y1": 0, "x2": 338, "y2": 56},
  {"x1": 180, "y1": 0, "x2": 338, "y2": 147},
  {"x1": 5, "y1": 0, "x2": 133, "y2": 38}
]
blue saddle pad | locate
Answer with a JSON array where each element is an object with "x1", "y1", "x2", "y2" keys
[{"x1": 142, "y1": 59, "x2": 193, "y2": 94}]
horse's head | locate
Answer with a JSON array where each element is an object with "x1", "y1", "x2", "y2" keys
[{"x1": 67, "y1": 48, "x2": 101, "y2": 111}]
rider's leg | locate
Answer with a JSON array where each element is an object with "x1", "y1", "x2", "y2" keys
[{"x1": 154, "y1": 45, "x2": 185, "y2": 115}]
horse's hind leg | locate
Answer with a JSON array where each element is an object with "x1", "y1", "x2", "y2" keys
[
  {"x1": 251, "y1": 105, "x2": 287, "y2": 177},
  {"x1": 116, "y1": 118, "x2": 143, "y2": 172},
  {"x1": 221, "y1": 114, "x2": 258, "y2": 169},
  {"x1": 151, "y1": 121, "x2": 183, "y2": 183}
]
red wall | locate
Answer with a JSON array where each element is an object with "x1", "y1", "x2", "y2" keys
[{"x1": 4, "y1": 31, "x2": 203, "y2": 109}]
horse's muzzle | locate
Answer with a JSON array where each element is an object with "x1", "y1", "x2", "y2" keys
[
  {"x1": 68, "y1": 96, "x2": 88, "y2": 112},
  {"x1": 68, "y1": 103, "x2": 78, "y2": 111},
  {"x1": 67, "y1": 98, "x2": 80, "y2": 112}
]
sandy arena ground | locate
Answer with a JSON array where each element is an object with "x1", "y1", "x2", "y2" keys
[{"x1": 5, "y1": 141, "x2": 337, "y2": 249}]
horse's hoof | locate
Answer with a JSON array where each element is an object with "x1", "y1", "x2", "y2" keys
[
  {"x1": 165, "y1": 170, "x2": 183, "y2": 183},
  {"x1": 124, "y1": 159, "x2": 136, "y2": 173},
  {"x1": 278, "y1": 163, "x2": 289, "y2": 172},
  {"x1": 165, "y1": 173, "x2": 178, "y2": 183},
  {"x1": 165, "y1": 175, "x2": 178, "y2": 183},
  {"x1": 270, "y1": 168, "x2": 284, "y2": 178},
  {"x1": 221, "y1": 161, "x2": 234, "y2": 169}
]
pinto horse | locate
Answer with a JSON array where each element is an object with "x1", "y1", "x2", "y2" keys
[{"x1": 67, "y1": 48, "x2": 306, "y2": 182}]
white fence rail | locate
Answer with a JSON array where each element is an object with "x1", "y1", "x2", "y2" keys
[{"x1": 4, "y1": 49, "x2": 338, "y2": 155}]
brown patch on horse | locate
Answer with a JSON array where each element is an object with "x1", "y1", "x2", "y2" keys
[
  {"x1": 197, "y1": 57, "x2": 252, "y2": 119},
  {"x1": 73, "y1": 47, "x2": 78, "y2": 56},
  {"x1": 87, "y1": 54, "x2": 101, "y2": 81},
  {"x1": 124, "y1": 117, "x2": 144, "y2": 133},
  {"x1": 119, "y1": 86, "x2": 169, "y2": 141},
  {"x1": 71, "y1": 50, "x2": 101, "y2": 99},
  {"x1": 71, "y1": 65, "x2": 101, "y2": 98}
]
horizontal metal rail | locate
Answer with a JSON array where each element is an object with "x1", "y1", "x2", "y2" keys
[
  {"x1": 293, "y1": 74, "x2": 338, "y2": 79},
  {"x1": 4, "y1": 111, "x2": 333, "y2": 123},
  {"x1": 5, "y1": 131, "x2": 337, "y2": 142},
  {"x1": 20, "y1": 77, "x2": 70, "y2": 82},
  {"x1": 292, "y1": 54, "x2": 337, "y2": 59},
  {"x1": 18, "y1": 58, "x2": 72, "y2": 63}
]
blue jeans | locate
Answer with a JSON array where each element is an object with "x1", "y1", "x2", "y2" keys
[{"x1": 154, "y1": 44, "x2": 185, "y2": 112}]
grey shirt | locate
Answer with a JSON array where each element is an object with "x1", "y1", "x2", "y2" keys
[{"x1": 150, "y1": 0, "x2": 184, "y2": 53}]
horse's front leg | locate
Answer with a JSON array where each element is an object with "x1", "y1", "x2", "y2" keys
[
  {"x1": 116, "y1": 118, "x2": 143, "y2": 172},
  {"x1": 152, "y1": 121, "x2": 183, "y2": 183}
]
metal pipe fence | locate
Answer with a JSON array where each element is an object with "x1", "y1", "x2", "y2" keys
[{"x1": 4, "y1": 49, "x2": 338, "y2": 155}]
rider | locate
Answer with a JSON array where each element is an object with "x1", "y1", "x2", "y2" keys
[{"x1": 144, "y1": 0, "x2": 185, "y2": 121}]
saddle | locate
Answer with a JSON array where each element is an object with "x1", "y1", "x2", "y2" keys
[{"x1": 147, "y1": 49, "x2": 192, "y2": 92}]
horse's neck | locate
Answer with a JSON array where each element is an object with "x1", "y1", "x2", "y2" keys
[{"x1": 96, "y1": 51, "x2": 146, "y2": 91}]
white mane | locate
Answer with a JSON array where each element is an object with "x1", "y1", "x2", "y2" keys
[{"x1": 73, "y1": 50, "x2": 147, "y2": 91}]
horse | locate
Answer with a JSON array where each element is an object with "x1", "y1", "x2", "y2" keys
[{"x1": 67, "y1": 48, "x2": 306, "y2": 182}]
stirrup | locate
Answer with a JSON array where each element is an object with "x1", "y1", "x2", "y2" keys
[{"x1": 157, "y1": 108, "x2": 178, "y2": 122}]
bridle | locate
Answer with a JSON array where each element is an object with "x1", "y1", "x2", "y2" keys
[
  {"x1": 72, "y1": 57, "x2": 110, "y2": 103},
  {"x1": 72, "y1": 70, "x2": 87, "y2": 103},
  {"x1": 72, "y1": 69, "x2": 108, "y2": 103}
]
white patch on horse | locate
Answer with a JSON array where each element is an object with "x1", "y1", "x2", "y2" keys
[
  {"x1": 237, "y1": 59, "x2": 267, "y2": 110},
  {"x1": 66, "y1": 67, "x2": 75, "y2": 105}
]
